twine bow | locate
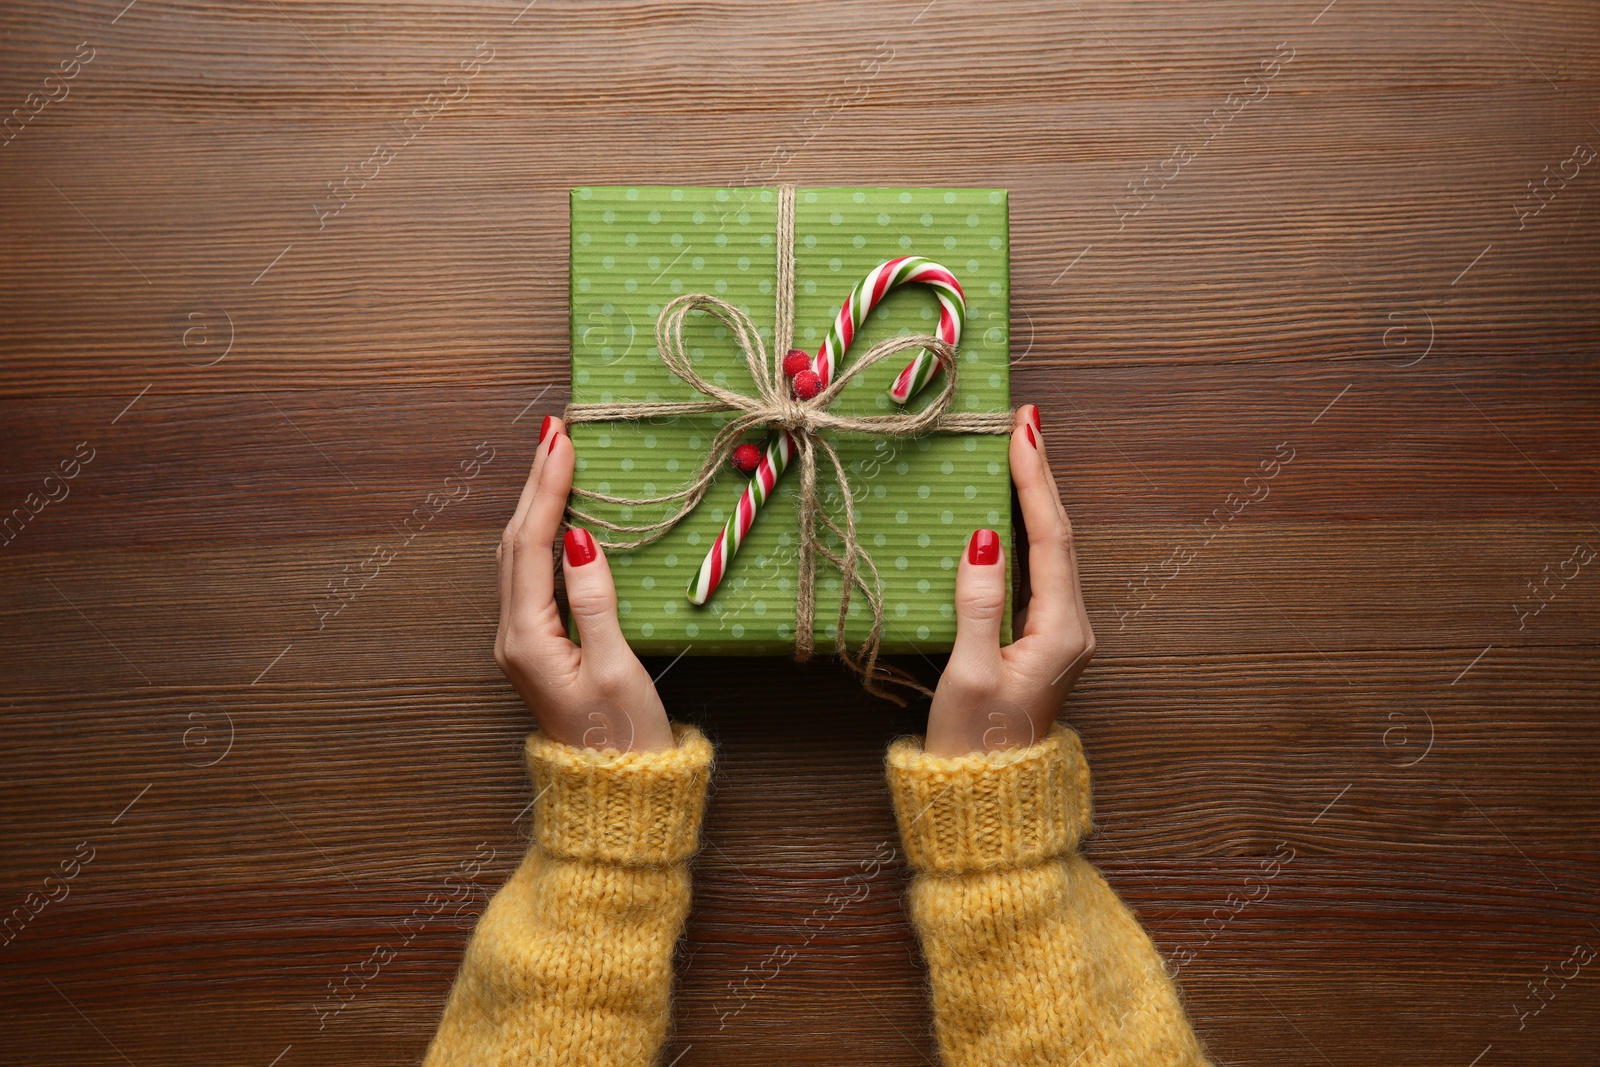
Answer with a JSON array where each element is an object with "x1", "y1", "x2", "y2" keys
[{"x1": 564, "y1": 186, "x2": 1013, "y2": 703}]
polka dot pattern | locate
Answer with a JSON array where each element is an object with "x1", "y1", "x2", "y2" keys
[{"x1": 567, "y1": 186, "x2": 1011, "y2": 653}]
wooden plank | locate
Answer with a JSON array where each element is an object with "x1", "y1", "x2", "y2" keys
[
  {"x1": 4, "y1": 855, "x2": 1597, "y2": 1064},
  {"x1": 5, "y1": 521, "x2": 1598, "y2": 695},
  {"x1": 2, "y1": 652, "x2": 1596, "y2": 886},
  {"x1": 2, "y1": 355, "x2": 1597, "y2": 553}
]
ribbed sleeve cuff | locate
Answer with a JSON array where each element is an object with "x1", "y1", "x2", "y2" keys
[
  {"x1": 525, "y1": 721, "x2": 714, "y2": 867},
  {"x1": 885, "y1": 722, "x2": 1093, "y2": 875}
]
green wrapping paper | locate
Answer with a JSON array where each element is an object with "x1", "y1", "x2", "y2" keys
[{"x1": 567, "y1": 186, "x2": 1012, "y2": 655}]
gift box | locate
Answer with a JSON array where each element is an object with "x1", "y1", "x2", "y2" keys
[{"x1": 566, "y1": 185, "x2": 1012, "y2": 656}]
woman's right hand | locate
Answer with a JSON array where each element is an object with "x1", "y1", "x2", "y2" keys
[
  {"x1": 494, "y1": 416, "x2": 674, "y2": 752},
  {"x1": 923, "y1": 403, "x2": 1097, "y2": 757}
]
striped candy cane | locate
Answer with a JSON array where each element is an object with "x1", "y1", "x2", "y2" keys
[
  {"x1": 686, "y1": 256, "x2": 964, "y2": 605},
  {"x1": 814, "y1": 256, "x2": 965, "y2": 405},
  {"x1": 686, "y1": 430, "x2": 795, "y2": 605}
]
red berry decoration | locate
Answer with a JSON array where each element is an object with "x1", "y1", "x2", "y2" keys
[
  {"x1": 730, "y1": 442, "x2": 762, "y2": 474},
  {"x1": 782, "y1": 348, "x2": 812, "y2": 378},
  {"x1": 791, "y1": 369, "x2": 823, "y2": 401}
]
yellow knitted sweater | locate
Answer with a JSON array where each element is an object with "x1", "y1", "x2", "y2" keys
[{"x1": 423, "y1": 721, "x2": 1211, "y2": 1066}]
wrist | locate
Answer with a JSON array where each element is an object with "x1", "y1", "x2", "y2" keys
[
  {"x1": 526, "y1": 722, "x2": 713, "y2": 865},
  {"x1": 539, "y1": 706, "x2": 674, "y2": 752},
  {"x1": 886, "y1": 722, "x2": 1093, "y2": 874},
  {"x1": 925, "y1": 698, "x2": 1041, "y2": 757}
]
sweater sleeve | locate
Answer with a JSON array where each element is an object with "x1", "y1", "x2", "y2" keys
[
  {"x1": 884, "y1": 723, "x2": 1211, "y2": 1067},
  {"x1": 423, "y1": 721, "x2": 714, "y2": 1067}
]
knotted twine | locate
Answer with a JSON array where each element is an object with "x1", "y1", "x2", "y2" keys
[{"x1": 563, "y1": 185, "x2": 1014, "y2": 703}]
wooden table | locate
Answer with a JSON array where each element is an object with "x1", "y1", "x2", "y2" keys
[{"x1": 4, "y1": 2, "x2": 1597, "y2": 1063}]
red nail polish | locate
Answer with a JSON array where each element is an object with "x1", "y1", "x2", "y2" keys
[
  {"x1": 1029, "y1": 405, "x2": 1042, "y2": 433},
  {"x1": 968, "y1": 528, "x2": 1000, "y2": 566},
  {"x1": 564, "y1": 527, "x2": 597, "y2": 567},
  {"x1": 1024, "y1": 423, "x2": 1039, "y2": 449},
  {"x1": 538, "y1": 415, "x2": 554, "y2": 445}
]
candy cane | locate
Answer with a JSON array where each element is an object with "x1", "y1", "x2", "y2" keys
[
  {"x1": 686, "y1": 430, "x2": 794, "y2": 605},
  {"x1": 686, "y1": 257, "x2": 964, "y2": 605},
  {"x1": 815, "y1": 256, "x2": 965, "y2": 405}
]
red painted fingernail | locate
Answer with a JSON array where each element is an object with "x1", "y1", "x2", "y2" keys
[
  {"x1": 968, "y1": 528, "x2": 1000, "y2": 566},
  {"x1": 1029, "y1": 405, "x2": 1042, "y2": 433},
  {"x1": 1024, "y1": 423, "x2": 1039, "y2": 449},
  {"x1": 538, "y1": 415, "x2": 554, "y2": 445},
  {"x1": 564, "y1": 527, "x2": 597, "y2": 567}
]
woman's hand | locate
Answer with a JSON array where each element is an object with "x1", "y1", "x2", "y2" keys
[
  {"x1": 493, "y1": 416, "x2": 674, "y2": 752},
  {"x1": 925, "y1": 404, "x2": 1096, "y2": 757}
]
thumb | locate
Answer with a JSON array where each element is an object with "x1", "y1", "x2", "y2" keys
[
  {"x1": 561, "y1": 526, "x2": 632, "y2": 663},
  {"x1": 949, "y1": 527, "x2": 1007, "y2": 670}
]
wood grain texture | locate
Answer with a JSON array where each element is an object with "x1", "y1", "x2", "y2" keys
[{"x1": 3, "y1": 1, "x2": 1597, "y2": 1064}]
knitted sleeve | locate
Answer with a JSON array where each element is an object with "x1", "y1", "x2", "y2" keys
[
  {"x1": 423, "y1": 721, "x2": 714, "y2": 1067},
  {"x1": 884, "y1": 723, "x2": 1212, "y2": 1067}
]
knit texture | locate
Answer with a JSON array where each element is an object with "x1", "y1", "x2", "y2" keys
[
  {"x1": 421, "y1": 721, "x2": 713, "y2": 1067},
  {"x1": 423, "y1": 718, "x2": 1211, "y2": 1066},
  {"x1": 886, "y1": 723, "x2": 1213, "y2": 1067}
]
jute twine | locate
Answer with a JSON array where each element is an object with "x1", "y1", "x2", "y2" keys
[{"x1": 564, "y1": 185, "x2": 1013, "y2": 703}]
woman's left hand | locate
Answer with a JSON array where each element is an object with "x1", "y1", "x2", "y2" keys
[{"x1": 494, "y1": 416, "x2": 674, "y2": 752}]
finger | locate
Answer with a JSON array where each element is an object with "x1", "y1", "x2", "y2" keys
[
  {"x1": 1021, "y1": 404, "x2": 1064, "y2": 516},
  {"x1": 511, "y1": 424, "x2": 574, "y2": 636},
  {"x1": 1011, "y1": 404, "x2": 1079, "y2": 638},
  {"x1": 948, "y1": 527, "x2": 1008, "y2": 682},
  {"x1": 499, "y1": 415, "x2": 564, "y2": 641},
  {"x1": 560, "y1": 525, "x2": 634, "y2": 666},
  {"x1": 508, "y1": 415, "x2": 564, "y2": 535}
]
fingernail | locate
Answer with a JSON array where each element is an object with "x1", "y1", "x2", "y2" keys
[
  {"x1": 538, "y1": 415, "x2": 554, "y2": 445},
  {"x1": 564, "y1": 526, "x2": 597, "y2": 567},
  {"x1": 1028, "y1": 405, "x2": 1042, "y2": 433},
  {"x1": 1024, "y1": 423, "x2": 1039, "y2": 449},
  {"x1": 968, "y1": 528, "x2": 1000, "y2": 566}
]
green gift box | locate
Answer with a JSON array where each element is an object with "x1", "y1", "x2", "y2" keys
[{"x1": 566, "y1": 185, "x2": 1012, "y2": 656}]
